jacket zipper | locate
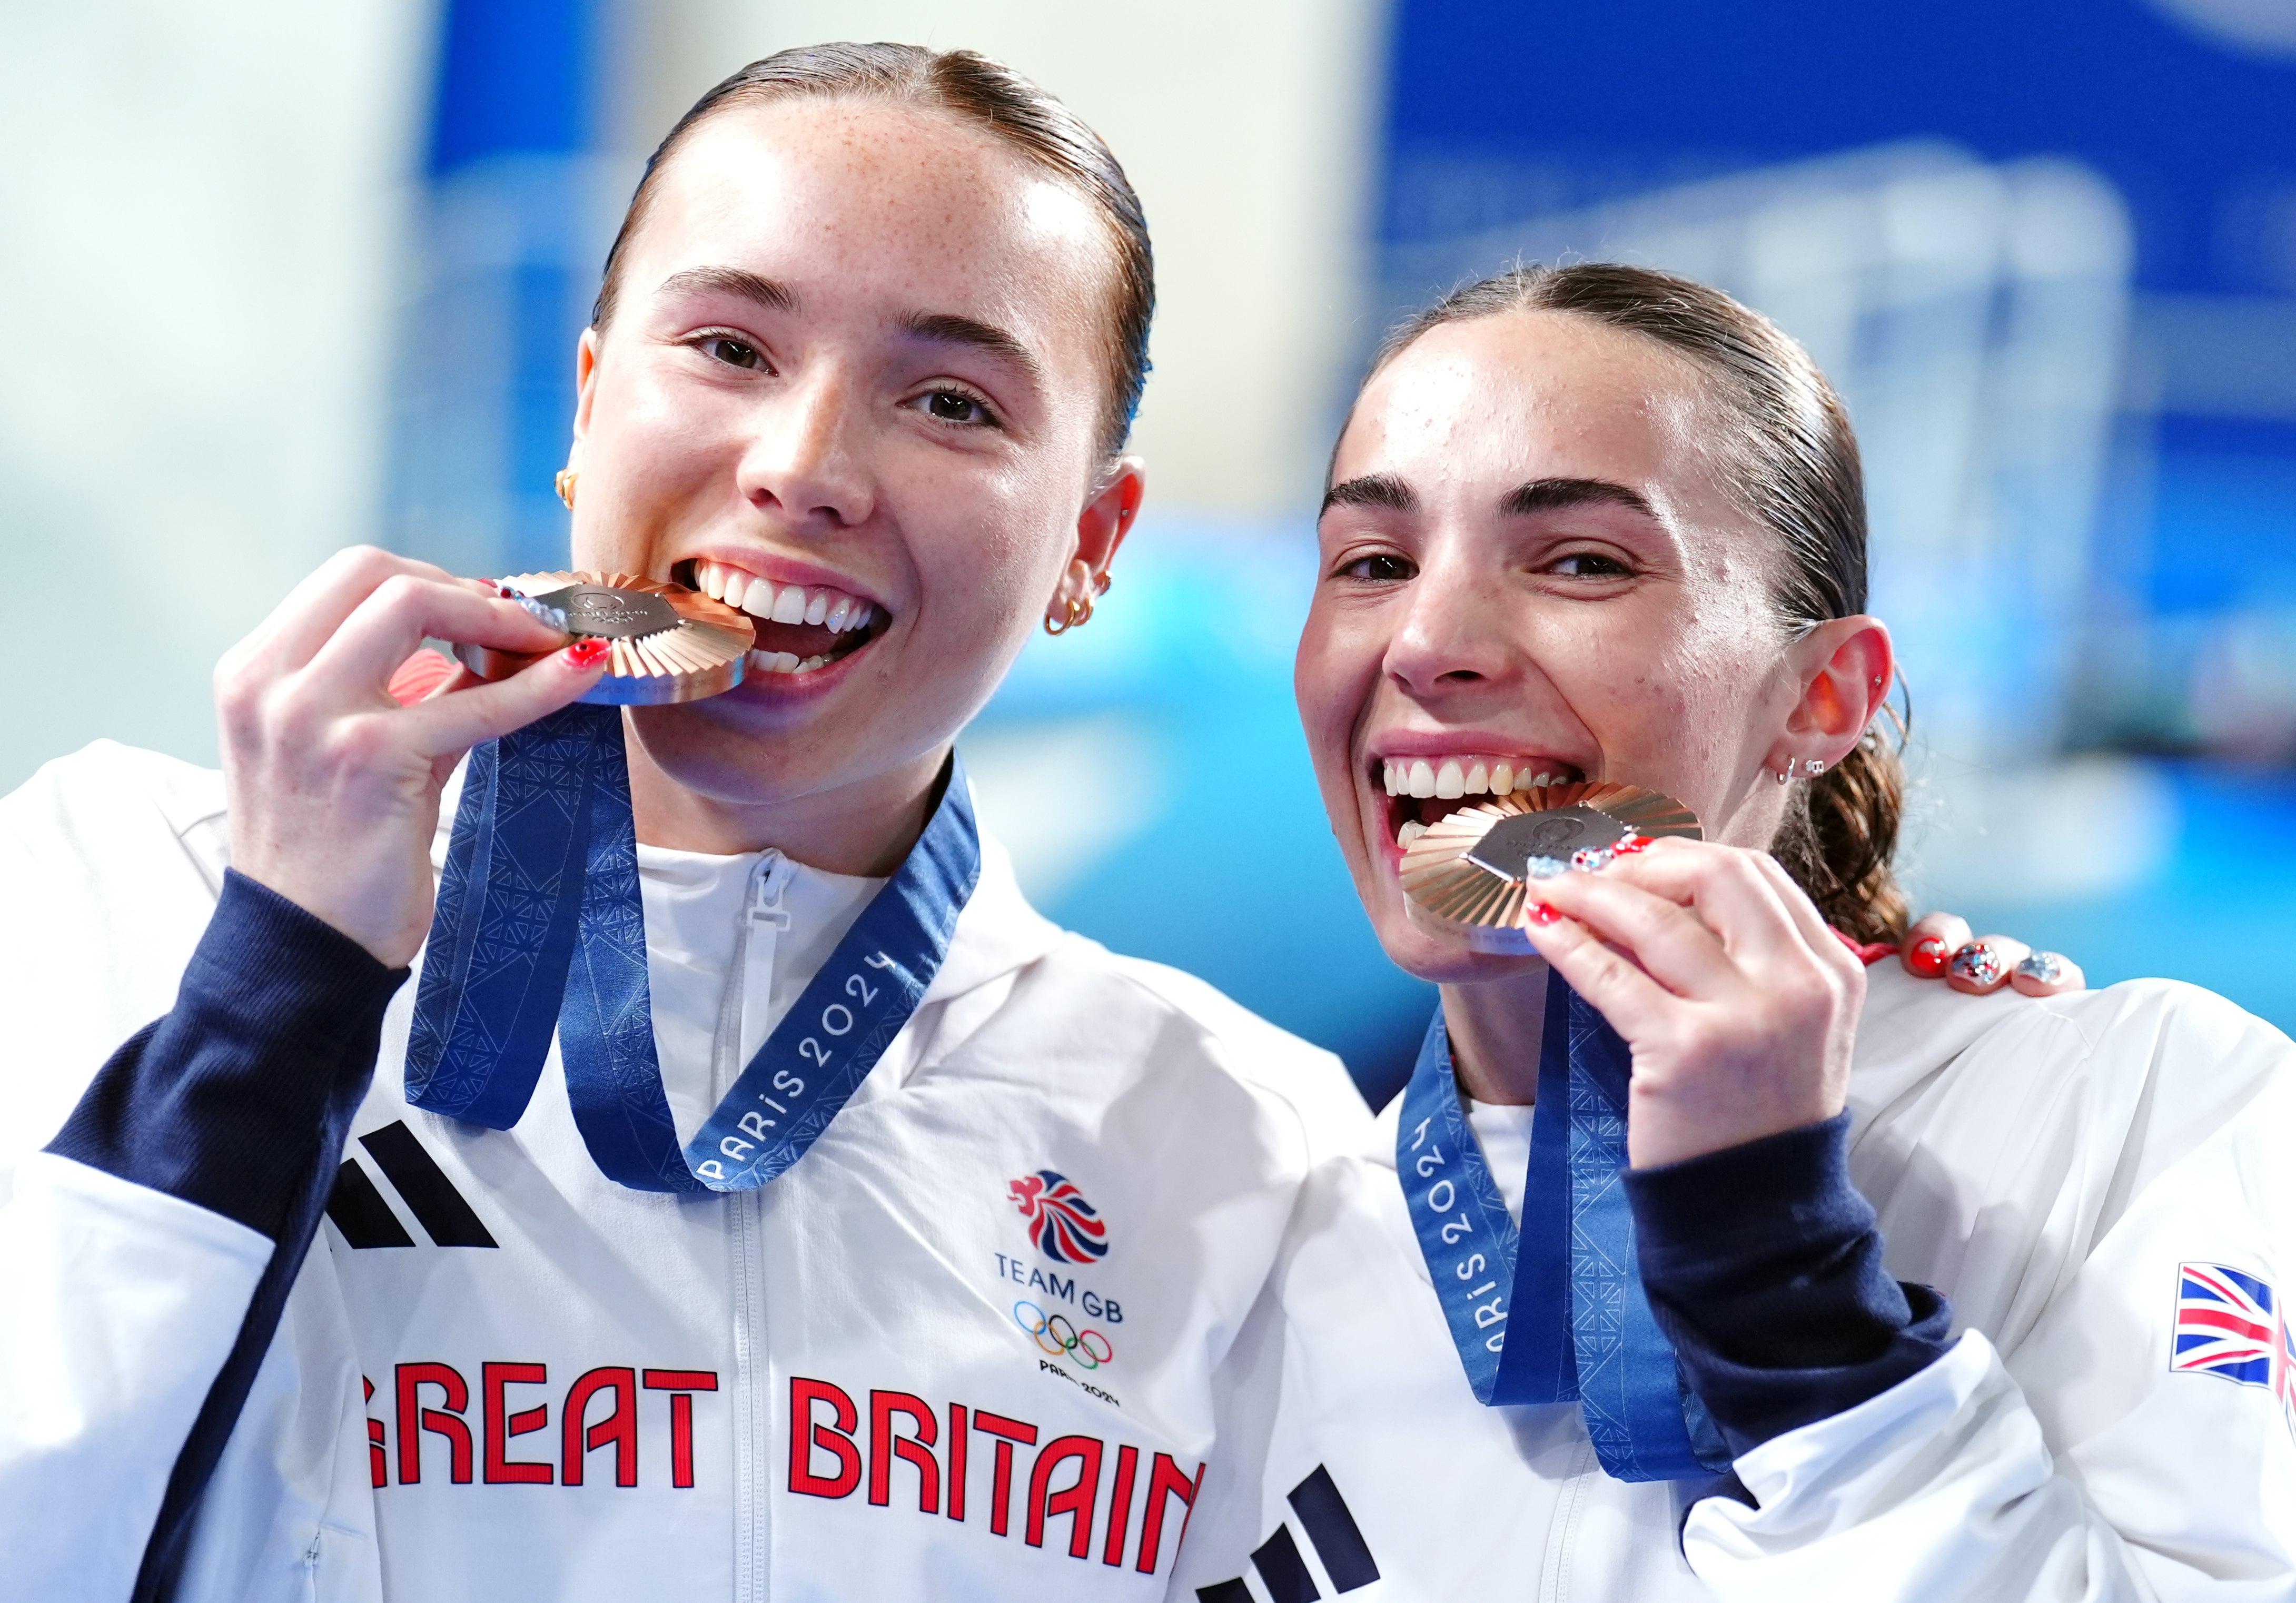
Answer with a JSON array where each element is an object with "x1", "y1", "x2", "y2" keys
[{"x1": 726, "y1": 852, "x2": 791, "y2": 1602}]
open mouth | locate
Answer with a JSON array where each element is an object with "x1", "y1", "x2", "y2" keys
[
  {"x1": 1374, "y1": 755, "x2": 1585, "y2": 850},
  {"x1": 674, "y1": 558, "x2": 891, "y2": 678}
]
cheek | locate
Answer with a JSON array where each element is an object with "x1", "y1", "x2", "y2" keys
[{"x1": 1293, "y1": 600, "x2": 1381, "y2": 770}]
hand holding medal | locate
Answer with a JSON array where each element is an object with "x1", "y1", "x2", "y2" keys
[{"x1": 1400, "y1": 783, "x2": 1863, "y2": 1171}]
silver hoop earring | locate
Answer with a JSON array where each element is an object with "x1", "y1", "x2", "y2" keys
[{"x1": 1775, "y1": 765, "x2": 1791, "y2": 786}]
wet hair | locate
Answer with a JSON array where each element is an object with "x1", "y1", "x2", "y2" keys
[
  {"x1": 1361, "y1": 262, "x2": 1911, "y2": 942},
  {"x1": 592, "y1": 43, "x2": 1154, "y2": 464}
]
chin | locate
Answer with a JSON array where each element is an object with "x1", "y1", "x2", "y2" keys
[{"x1": 1363, "y1": 880, "x2": 1547, "y2": 986}]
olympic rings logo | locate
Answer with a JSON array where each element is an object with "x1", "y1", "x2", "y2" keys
[{"x1": 1013, "y1": 1300, "x2": 1115, "y2": 1368}]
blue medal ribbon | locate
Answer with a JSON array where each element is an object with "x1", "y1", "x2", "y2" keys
[
  {"x1": 406, "y1": 702, "x2": 979, "y2": 1193},
  {"x1": 1397, "y1": 977, "x2": 1729, "y2": 1481}
]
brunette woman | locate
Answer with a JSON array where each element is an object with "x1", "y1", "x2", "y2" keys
[{"x1": 1178, "y1": 265, "x2": 2288, "y2": 1602}]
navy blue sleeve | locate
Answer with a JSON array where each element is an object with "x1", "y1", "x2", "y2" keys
[
  {"x1": 46, "y1": 868, "x2": 408, "y2": 1603},
  {"x1": 1624, "y1": 1112, "x2": 1955, "y2": 1458}
]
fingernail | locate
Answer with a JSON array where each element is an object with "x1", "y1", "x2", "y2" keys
[
  {"x1": 1528, "y1": 903, "x2": 1562, "y2": 926},
  {"x1": 2016, "y1": 951, "x2": 2064, "y2": 985},
  {"x1": 1908, "y1": 935, "x2": 1950, "y2": 977},
  {"x1": 1570, "y1": 846, "x2": 1615, "y2": 872},
  {"x1": 1612, "y1": 835, "x2": 1653, "y2": 856},
  {"x1": 1525, "y1": 855, "x2": 1568, "y2": 880},
  {"x1": 1949, "y1": 942, "x2": 2003, "y2": 986},
  {"x1": 493, "y1": 581, "x2": 517, "y2": 598},
  {"x1": 564, "y1": 638, "x2": 610, "y2": 669}
]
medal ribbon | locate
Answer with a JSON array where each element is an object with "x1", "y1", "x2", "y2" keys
[
  {"x1": 1397, "y1": 977, "x2": 1729, "y2": 1481},
  {"x1": 405, "y1": 702, "x2": 979, "y2": 1193}
]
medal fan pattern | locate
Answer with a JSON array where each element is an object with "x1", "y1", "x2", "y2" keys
[
  {"x1": 457, "y1": 571, "x2": 756, "y2": 705},
  {"x1": 1400, "y1": 781, "x2": 1701, "y2": 954}
]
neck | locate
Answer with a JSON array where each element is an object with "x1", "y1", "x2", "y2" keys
[
  {"x1": 624, "y1": 725, "x2": 946, "y2": 877},
  {"x1": 1440, "y1": 962, "x2": 1551, "y2": 1105}
]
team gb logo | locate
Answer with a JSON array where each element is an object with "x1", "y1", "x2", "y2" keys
[{"x1": 1008, "y1": 1170, "x2": 1110, "y2": 1264}]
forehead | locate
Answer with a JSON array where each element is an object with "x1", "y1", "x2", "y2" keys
[
  {"x1": 1338, "y1": 310, "x2": 1729, "y2": 510},
  {"x1": 623, "y1": 97, "x2": 1110, "y2": 350}
]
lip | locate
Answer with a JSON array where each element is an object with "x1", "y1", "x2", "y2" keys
[{"x1": 674, "y1": 547, "x2": 890, "y2": 616}]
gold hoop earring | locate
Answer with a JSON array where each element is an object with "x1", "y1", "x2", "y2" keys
[
  {"x1": 1044, "y1": 595, "x2": 1087, "y2": 635},
  {"x1": 555, "y1": 469, "x2": 578, "y2": 509}
]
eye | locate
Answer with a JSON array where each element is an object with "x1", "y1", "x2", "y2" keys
[
  {"x1": 1548, "y1": 550, "x2": 1633, "y2": 579},
  {"x1": 908, "y1": 386, "x2": 1001, "y2": 428},
  {"x1": 692, "y1": 333, "x2": 766, "y2": 371},
  {"x1": 1338, "y1": 551, "x2": 1415, "y2": 583}
]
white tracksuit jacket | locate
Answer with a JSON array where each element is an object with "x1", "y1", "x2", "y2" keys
[
  {"x1": 1174, "y1": 961, "x2": 2296, "y2": 1601},
  {"x1": 0, "y1": 741, "x2": 1371, "y2": 1602}
]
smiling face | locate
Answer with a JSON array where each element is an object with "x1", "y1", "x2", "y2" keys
[
  {"x1": 567, "y1": 96, "x2": 1133, "y2": 863},
  {"x1": 1298, "y1": 309, "x2": 1824, "y2": 983}
]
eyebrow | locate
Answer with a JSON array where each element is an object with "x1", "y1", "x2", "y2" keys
[
  {"x1": 896, "y1": 310, "x2": 1043, "y2": 384},
  {"x1": 1500, "y1": 477, "x2": 1656, "y2": 519},
  {"x1": 655, "y1": 266, "x2": 796, "y2": 314},
  {"x1": 1321, "y1": 473, "x2": 1417, "y2": 516}
]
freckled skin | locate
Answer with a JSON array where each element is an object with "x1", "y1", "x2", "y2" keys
[
  {"x1": 1295, "y1": 310, "x2": 1834, "y2": 987},
  {"x1": 565, "y1": 100, "x2": 1134, "y2": 870}
]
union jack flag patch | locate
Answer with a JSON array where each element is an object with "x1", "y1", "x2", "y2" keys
[{"x1": 2171, "y1": 1262, "x2": 2294, "y2": 1437}]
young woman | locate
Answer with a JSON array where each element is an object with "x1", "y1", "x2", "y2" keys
[
  {"x1": 1175, "y1": 266, "x2": 2291, "y2": 1601},
  {"x1": 0, "y1": 46, "x2": 1380, "y2": 1603}
]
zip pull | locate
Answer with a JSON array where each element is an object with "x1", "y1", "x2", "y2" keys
[{"x1": 746, "y1": 848, "x2": 795, "y2": 928}]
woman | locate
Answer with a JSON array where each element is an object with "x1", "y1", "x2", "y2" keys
[
  {"x1": 1175, "y1": 266, "x2": 2291, "y2": 1601},
  {"x1": 0, "y1": 46, "x2": 1378, "y2": 1603}
]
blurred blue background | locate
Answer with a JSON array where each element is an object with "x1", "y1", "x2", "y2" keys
[{"x1": 5, "y1": 0, "x2": 2292, "y2": 1105}]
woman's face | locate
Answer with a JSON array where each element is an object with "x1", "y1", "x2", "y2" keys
[
  {"x1": 568, "y1": 97, "x2": 1134, "y2": 825},
  {"x1": 1298, "y1": 309, "x2": 1858, "y2": 984}
]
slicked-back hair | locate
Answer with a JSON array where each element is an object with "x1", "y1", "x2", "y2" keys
[
  {"x1": 593, "y1": 43, "x2": 1154, "y2": 465},
  {"x1": 1362, "y1": 263, "x2": 1911, "y2": 941}
]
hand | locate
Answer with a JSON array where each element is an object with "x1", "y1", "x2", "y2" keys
[
  {"x1": 1516, "y1": 838, "x2": 1863, "y2": 1170},
  {"x1": 217, "y1": 547, "x2": 604, "y2": 967},
  {"x1": 1900, "y1": 911, "x2": 2086, "y2": 997}
]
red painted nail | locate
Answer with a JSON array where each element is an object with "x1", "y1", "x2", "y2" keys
[
  {"x1": 1528, "y1": 903, "x2": 1562, "y2": 926},
  {"x1": 1907, "y1": 935, "x2": 1949, "y2": 978},
  {"x1": 1612, "y1": 835, "x2": 1654, "y2": 855},
  {"x1": 564, "y1": 638, "x2": 610, "y2": 669}
]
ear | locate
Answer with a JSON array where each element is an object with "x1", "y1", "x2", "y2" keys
[
  {"x1": 569, "y1": 326, "x2": 602, "y2": 454},
  {"x1": 1777, "y1": 615, "x2": 1894, "y2": 768},
  {"x1": 1052, "y1": 455, "x2": 1146, "y2": 608}
]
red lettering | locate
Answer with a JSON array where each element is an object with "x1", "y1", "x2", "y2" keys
[
  {"x1": 362, "y1": 1377, "x2": 386, "y2": 1490},
  {"x1": 971, "y1": 1410, "x2": 1039, "y2": 1538},
  {"x1": 482, "y1": 1362, "x2": 553, "y2": 1484},
  {"x1": 868, "y1": 1390, "x2": 940, "y2": 1514},
  {"x1": 395, "y1": 1362, "x2": 472, "y2": 1486},
  {"x1": 1026, "y1": 1435, "x2": 1104, "y2": 1558},
  {"x1": 946, "y1": 1403, "x2": 968, "y2": 1522},
  {"x1": 1101, "y1": 1443, "x2": 1139, "y2": 1566},
  {"x1": 562, "y1": 1367, "x2": 638, "y2": 1488},
  {"x1": 643, "y1": 1369, "x2": 718, "y2": 1490},
  {"x1": 1133, "y1": 1452, "x2": 1204, "y2": 1575},
  {"x1": 788, "y1": 1377, "x2": 862, "y2": 1499}
]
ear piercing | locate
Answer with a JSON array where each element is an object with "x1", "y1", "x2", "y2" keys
[
  {"x1": 1043, "y1": 569, "x2": 1115, "y2": 635},
  {"x1": 555, "y1": 469, "x2": 578, "y2": 509},
  {"x1": 1803, "y1": 757, "x2": 1826, "y2": 776}
]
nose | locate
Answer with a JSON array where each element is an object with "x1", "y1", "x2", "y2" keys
[
  {"x1": 1383, "y1": 547, "x2": 1517, "y2": 699},
  {"x1": 736, "y1": 366, "x2": 876, "y2": 532}
]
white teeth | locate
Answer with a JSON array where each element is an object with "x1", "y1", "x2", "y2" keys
[
  {"x1": 1434, "y1": 759, "x2": 1464, "y2": 799},
  {"x1": 1398, "y1": 818, "x2": 1428, "y2": 848},
  {"x1": 803, "y1": 591, "x2": 828, "y2": 626},
  {"x1": 852, "y1": 604, "x2": 873, "y2": 632},
  {"x1": 770, "y1": 586, "x2": 806, "y2": 624},
  {"x1": 1408, "y1": 760, "x2": 1436, "y2": 798},
  {"x1": 741, "y1": 576, "x2": 773, "y2": 616},
  {"x1": 1383, "y1": 764, "x2": 1400, "y2": 796},
  {"x1": 1491, "y1": 763, "x2": 1513, "y2": 795},
  {"x1": 825, "y1": 596, "x2": 853, "y2": 632},
  {"x1": 799, "y1": 655, "x2": 827, "y2": 671},
  {"x1": 1465, "y1": 761, "x2": 1489, "y2": 795}
]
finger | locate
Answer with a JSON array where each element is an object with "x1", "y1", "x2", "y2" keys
[
  {"x1": 1947, "y1": 933, "x2": 2028, "y2": 995},
  {"x1": 2009, "y1": 948, "x2": 2085, "y2": 997},
  {"x1": 234, "y1": 547, "x2": 464, "y2": 675},
  {"x1": 398, "y1": 641, "x2": 609, "y2": 758},
  {"x1": 1596, "y1": 839, "x2": 1809, "y2": 968},
  {"x1": 1742, "y1": 850, "x2": 1863, "y2": 969},
  {"x1": 1526, "y1": 868, "x2": 1740, "y2": 1000},
  {"x1": 1517, "y1": 904, "x2": 1681, "y2": 1040},
  {"x1": 387, "y1": 648, "x2": 461, "y2": 706},
  {"x1": 310, "y1": 577, "x2": 569, "y2": 697},
  {"x1": 1902, "y1": 911, "x2": 1972, "y2": 980}
]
